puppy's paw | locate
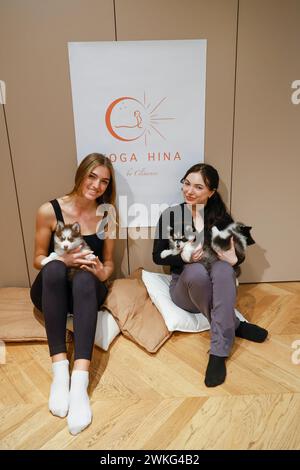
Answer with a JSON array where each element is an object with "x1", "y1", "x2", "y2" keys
[
  {"x1": 181, "y1": 250, "x2": 192, "y2": 263},
  {"x1": 160, "y1": 250, "x2": 170, "y2": 259},
  {"x1": 85, "y1": 253, "x2": 96, "y2": 260},
  {"x1": 41, "y1": 252, "x2": 58, "y2": 266}
]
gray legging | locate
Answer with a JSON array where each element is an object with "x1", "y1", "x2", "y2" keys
[
  {"x1": 170, "y1": 260, "x2": 239, "y2": 357},
  {"x1": 30, "y1": 260, "x2": 108, "y2": 360}
]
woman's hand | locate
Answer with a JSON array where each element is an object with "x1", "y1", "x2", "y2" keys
[
  {"x1": 79, "y1": 256, "x2": 108, "y2": 282},
  {"x1": 191, "y1": 244, "x2": 204, "y2": 263},
  {"x1": 216, "y1": 237, "x2": 238, "y2": 266},
  {"x1": 57, "y1": 245, "x2": 97, "y2": 268}
]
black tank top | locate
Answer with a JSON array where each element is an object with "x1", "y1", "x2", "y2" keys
[{"x1": 48, "y1": 199, "x2": 104, "y2": 261}]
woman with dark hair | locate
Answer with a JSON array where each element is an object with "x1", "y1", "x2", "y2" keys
[
  {"x1": 30, "y1": 153, "x2": 116, "y2": 434},
  {"x1": 153, "y1": 163, "x2": 268, "y2": 387}
]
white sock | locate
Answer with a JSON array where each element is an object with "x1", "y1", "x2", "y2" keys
[
  {"x1": 67, "y1": 370, "x2": 92, "y2": 435},
  {"x1": 48, "y1": 359, "x2": 70, "y2": 418}
]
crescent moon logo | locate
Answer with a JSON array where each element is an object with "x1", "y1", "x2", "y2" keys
[
  {"x1": 105, "y1": 94, "x2": 175, "y2": 145},
  {"x1": 105, "y1": 97, "x2": 146, "y2": 142}
]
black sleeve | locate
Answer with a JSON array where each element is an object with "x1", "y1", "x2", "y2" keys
[{"x1": 152, "y1": 212, "x2": 185, "y2": 268}]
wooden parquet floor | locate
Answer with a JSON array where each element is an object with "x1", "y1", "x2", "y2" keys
[{"x1": 0, "y1": 282, "x2": 300, "y2": 450}]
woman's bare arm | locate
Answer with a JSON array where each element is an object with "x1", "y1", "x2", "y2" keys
[
  {"x1": 100, "y1": 236, "x2": 115, "y2": 281},
  {"x1": 33, "y1": 203, "x2": 55, "y2": 270}
]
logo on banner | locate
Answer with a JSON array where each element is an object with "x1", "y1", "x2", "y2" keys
[{"x1": 105, "y1": 95, "x2": 174, "y2": 145}]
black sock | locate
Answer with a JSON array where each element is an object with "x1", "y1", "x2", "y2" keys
[
  {"x1": 204, "y1": 354, "x2": 226, "y2": 387},
  {"x1": 235, "y1": 321, "x2": 268, "y2": 343}
]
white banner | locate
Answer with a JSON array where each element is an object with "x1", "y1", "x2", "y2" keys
[{"x1": 68, "y1": 39, "x2": 206, "y2": 227}]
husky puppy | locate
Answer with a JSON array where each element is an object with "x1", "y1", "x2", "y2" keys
[
  {"x1": 161, "y1": 222, "x2": 255, "y2": 278},
  {"x1": 41, "y1": 221, "x2": 96, "y2": 279},
  {"x1": 160, "y1": 225, "x2": 197, "y2": 260}
]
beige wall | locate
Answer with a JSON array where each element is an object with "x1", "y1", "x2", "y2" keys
[
  {"x1": 0, "y1": 0, "x2": 299, "y2": 287},
  {"x1": 232, "y1": 0, "x2": 300, "y2": 282},
  {"x1": 0, "y1": 105, "x2": 29, "y2": 286}
]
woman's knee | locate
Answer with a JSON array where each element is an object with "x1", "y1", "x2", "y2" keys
[
  {"x1": 72, "y1": 270, "x2": 97, "y2": 298},
  {"x1": 210, "y1": 260, "x2": 235, "y2": 282},
  {"x1": 181, "y1": 263, "x2": 211, "y2": 289},
  {"x1": 42, "y1": 260, "x2": 68, "y2": 287},
  {"x1": 30, "y1": 286, "x2": 42, "y2": 311}
]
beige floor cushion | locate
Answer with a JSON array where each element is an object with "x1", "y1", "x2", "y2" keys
[{"x1": 0, "y1": 288, "x2": 47, "y2": 342}]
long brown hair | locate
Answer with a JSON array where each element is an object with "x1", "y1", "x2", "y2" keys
[{"x1": 67, "y1": 153, "x2": 116, "y2": 205}]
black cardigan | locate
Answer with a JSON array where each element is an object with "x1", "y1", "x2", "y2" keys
[{"x1": 152, "y1": 203, "x2": 241, "y2": 275}]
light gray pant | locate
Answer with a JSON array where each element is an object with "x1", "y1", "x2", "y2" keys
[{"x1": 170, "y1": 261, "x2": 239, "y2": 357}]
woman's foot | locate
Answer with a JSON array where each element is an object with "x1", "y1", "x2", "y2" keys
[
  {"x1": 67, "y1": 370, "x2": 92, "y2": 435},
  {"x1": 235, "y1": 321, "x2": 268, "y2": 342},
  {"x1": 48, "y1": 359, "x2": 70, "y2": 418},
  {"x1": 204, "y1": 354, "x2": 226, "y2": 387}
]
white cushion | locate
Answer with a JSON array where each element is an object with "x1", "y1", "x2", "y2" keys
[
  {"x1": 142, "y1": 270, "x2": 246, "y2": 333},
  {"x1": 66, "y1": 309, "x2": 120, "y2": 351}
]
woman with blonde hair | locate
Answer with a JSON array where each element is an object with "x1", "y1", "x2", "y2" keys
[{"x1": 30, "y1": 153, "x2": 116, "y2": 435}]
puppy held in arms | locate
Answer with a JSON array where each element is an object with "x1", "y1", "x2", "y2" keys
[
  {"x1": 41, "y1": 221, "x2": 96, "y2": 279},
  {"x1": 161, "y1": 223, "x2": 255, "y2": 278}
]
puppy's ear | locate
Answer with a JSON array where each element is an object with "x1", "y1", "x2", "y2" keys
[
  {"x1": 56, "y1": 221, "x2": 64, "y2": 234},
  {"x1": 72, "y1": 222, "x2": 81, "y2": 234},
  {"x1": 187, "y1": 234, "x2": 196, "y2": 241},
  {"x1": 242, "y1": 226, "x2": 255, "y2": 245},
  {"x1": 167, "y1": 225, "x2": 175, "y2": 237},
  {"x1": 246, "y1": 233, "x2": 256, "y2": 245},
  {"x1": 211, "y1": 226, "x2": 220, "y2": 238}
]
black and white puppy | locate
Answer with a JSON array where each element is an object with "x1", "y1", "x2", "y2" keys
[
  {"x1": 161, "y1": 222, "x2": 255, "y2": 278},
  {"x1": 160, "y1": 225, "x2": 201, "y2": 260},
  {"x1": 201, "y1": 222, "x2": 255, "y2": 277}
]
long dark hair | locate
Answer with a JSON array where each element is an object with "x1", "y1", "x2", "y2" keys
[{"x1": 181, "y1": 163, "x2": 230, "y2": 232}]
